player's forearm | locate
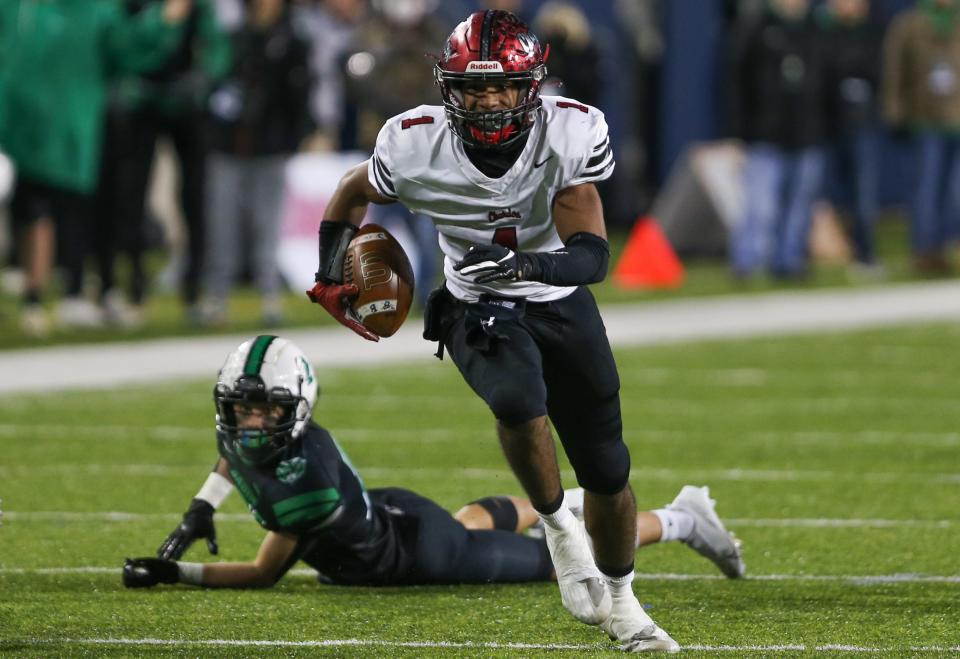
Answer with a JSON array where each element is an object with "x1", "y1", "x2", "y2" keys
[
  {"x1": 519, "y1": 232, "x2": 610, "y2": 286},
  {"x1": 322, "y1": 198, "x2": 367, "y2": 226},
  {"x1": 192, "y1": 562, "x2": 277, "y2": 588},
  {"x1": 316, "y1": 163, "x2": 377, "y2": 282},
  {"x1": 188, "y1": 531, "x2": 296, "y2": 587},
  {"x1": 323, "y1": 163, "x2": 373, "y2": 225},
  {"x1": 214, "y1": 457, "x2": 231, "y2": 479}
]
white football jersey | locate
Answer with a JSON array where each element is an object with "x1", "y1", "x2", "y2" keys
[{"x1": 367, "y1": 95, "x2": 615, "y2": 302}]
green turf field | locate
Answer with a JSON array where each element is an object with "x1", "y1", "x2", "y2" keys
[{"x1": 1, "y1": 322, "x2": 958, "y2": 656}]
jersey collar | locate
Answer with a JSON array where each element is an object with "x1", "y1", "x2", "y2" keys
[{"x1": 451, "y1": 119, "x2": 544, "y2": 192}]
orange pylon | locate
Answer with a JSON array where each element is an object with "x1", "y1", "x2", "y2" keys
[{"x1": 612, "y1": 217, "x2": 685, "y2": 289}]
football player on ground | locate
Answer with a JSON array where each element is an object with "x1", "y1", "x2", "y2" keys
[
  {"x1": 305, "y1": 9, "x2": 718, "y2": 653},
  {"x1": 124, "y1": 336, "x2": 744, "y2": 613}
]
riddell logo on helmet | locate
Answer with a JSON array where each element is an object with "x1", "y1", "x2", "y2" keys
[{"x1": 467, "y1": 61, "x2": 504, "y2": 73}]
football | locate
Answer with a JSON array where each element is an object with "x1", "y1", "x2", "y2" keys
[{"x1": 343, "y1": 224, "x2": 415, "y2": 337}]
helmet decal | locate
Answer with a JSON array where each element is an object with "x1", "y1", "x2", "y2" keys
[
  {"x1": 298, "y1": 356, "x2": 314, "y2": 385},
  {"x1": 243, "y1": 334, "x2": 277, "y2": 376},
  {"x1": 516, "y1": 33, "x2": 537, "y2": 59},
  {"x1": 480, "y1": 8, "x2": 497, "y2": 60}
]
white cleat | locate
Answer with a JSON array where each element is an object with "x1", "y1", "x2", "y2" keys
[
  {"x1": 668, "y1": 485, "x2": 745, "y2": 578},
  {"x1": 601, "y1": 593, "x2": 680, "y2": 653},
  {"x1": 544, "y1": 521, "x2": 612, "y2": 625}
]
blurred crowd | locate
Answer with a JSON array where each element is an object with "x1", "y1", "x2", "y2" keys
[
  {"x1": 727, "y1": 0, "x2": 960, "y2": 282},
  {"x1": 0, "y1": 0, "x2": 958, "y2": 337}
]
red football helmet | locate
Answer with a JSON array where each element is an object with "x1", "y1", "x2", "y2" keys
[{"x1": 434, "y1": 10, "x2": 547, "y2": 150}]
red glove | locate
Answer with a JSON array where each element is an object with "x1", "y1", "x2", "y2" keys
[{"x1": 306, "y1": 281, "x2": 379, "y2": 342}]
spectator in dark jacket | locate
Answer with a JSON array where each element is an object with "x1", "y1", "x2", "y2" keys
[
  {"x1": 533, "y1": 1, "x2": 604, "y2": 108},
  {"x1": 819, "y1": 0, "x2": 885, "y2": 275},
  {"x1": 200, "y1": 0, "x2": 313, "y2": 326},
  {"x1": 727, "y1": 0, "x2": 829, "y2": 279}
]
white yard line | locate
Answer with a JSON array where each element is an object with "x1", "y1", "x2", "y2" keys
[
  {"x1": 4, "y1": 424, "x2": 959, "y2": 447},
  {"x1": 2, "y1": 511, "x2": 251, "y2": 522},
  {"x1": 725, "y1": 518, "x2": 955, "y2": 529},
  {"x1": 3, "y1": 567, "x2": 959, "y2": 584},
  {"x1": 3, "y1": 511, "x2": 954, "y2": 529},
  {"x1": 3, "y1": 280, "x2": 960, "y2": 395},
  {"x1": 4, "y1": 463, "x2": 957, "y2": 484},
  {"x1": 7, "y1": 637, "x2": 960, "y2": 653},
  {"x1": 0, "y1": 423, "x2": 205, "y2": 439}
]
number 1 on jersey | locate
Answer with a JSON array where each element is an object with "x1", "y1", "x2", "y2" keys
[{"x1": 492, "y1": 227, "x2": 518, "y2": 250}]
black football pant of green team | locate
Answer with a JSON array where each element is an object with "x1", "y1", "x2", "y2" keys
[
  {"x1": 373, "y1": 488, "x2": 553, "y2": 583},
  {"x1": 443, "y1": 285, "x2": 631, "y2": 496}
]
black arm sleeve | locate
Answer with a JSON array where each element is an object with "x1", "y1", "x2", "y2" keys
[
  {"x1": 316, "y1": 221, "x2": 358, "y2": 284},
  {"x1": 517, "y1": 232, "x2": 610, "y2": 286}
]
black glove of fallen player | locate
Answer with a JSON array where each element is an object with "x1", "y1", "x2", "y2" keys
[
  {"x1": 454, "y1": 244, "x2": 527, "y2": 283},
  {"x1": 157, "y1": 498, "x2": 218, "y2": 560},
  {"x1": 122, "y1": 557, "x2": 179, "y2": 588}
]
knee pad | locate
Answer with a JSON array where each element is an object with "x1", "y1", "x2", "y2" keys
[{"x1": 469, "y1": 496, "x2": 519, "y2": 532}]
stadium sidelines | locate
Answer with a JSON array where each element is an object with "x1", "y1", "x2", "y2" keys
[
  {"x1": 2, "y1": 279, "x2": 960, "y2": 394},
  {"x1": 9, "y1": 638, "x2": 960, "y2": 653}
]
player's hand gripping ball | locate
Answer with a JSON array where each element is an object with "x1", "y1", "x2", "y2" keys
[{"x1": 342, "y1": 224, "x2": 414, "y2": 338}]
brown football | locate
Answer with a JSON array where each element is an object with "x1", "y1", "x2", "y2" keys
[{"x1": 343, "y1": 224, "x2": 415, "y2": 337}]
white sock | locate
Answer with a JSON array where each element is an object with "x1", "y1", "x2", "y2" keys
[
  {"x1": 564, "y1": 487, "x2": 585, "y2": 512},
  {"x1": 604, "y1": 570, "x2": 635, "y2": 598},
  {"x1": 652, "y1": 508, "x2": 694, "y2": 542},
  {"x1": 539, "y1": 503, "x2": 577, "y2": 531}
]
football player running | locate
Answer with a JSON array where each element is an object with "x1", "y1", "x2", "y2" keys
[
  {"x1": 304, "y1": 9, "x2": 739, "y2": 653},
  {"x1": 124, "y1": 335, "x2": 744, "y2": 627}
]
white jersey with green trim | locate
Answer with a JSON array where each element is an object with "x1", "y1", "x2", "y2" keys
[{"x1": 367, "y1": 95, "x2": 615, "y2": 303}]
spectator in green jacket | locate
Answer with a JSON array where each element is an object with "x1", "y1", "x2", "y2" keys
[
  {"x1": 95, "y1": 0, "x2": 231, "y2": 328},
  {"x1": 0, "y1": 0, "x2": 194, "y2": 336}
]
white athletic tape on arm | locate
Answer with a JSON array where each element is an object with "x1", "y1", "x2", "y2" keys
[
  {"x1": 196, "y1": 472, "x2": 233, "y2": 509},
  {"x1": 177, "y1": 561, "x2": 204, "y2": 585}
]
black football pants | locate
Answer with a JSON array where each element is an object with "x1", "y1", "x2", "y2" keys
[
  {"x1": 442, "y1": 286, "x2": 631, "y2": 495},
  {"x1": 373, "y1": 488, "x2": 553, "y2": 584}
]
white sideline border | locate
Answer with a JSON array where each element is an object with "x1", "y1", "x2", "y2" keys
[
  {"x1": 3, "y1": 566, "x2": 959, "y2": 584},
  {"x1": 3, "y1": 280, "x2": 960, "y2": 394},
  {"x1": 9, "y1": 638, "x2": 960, "y2": 653}
]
